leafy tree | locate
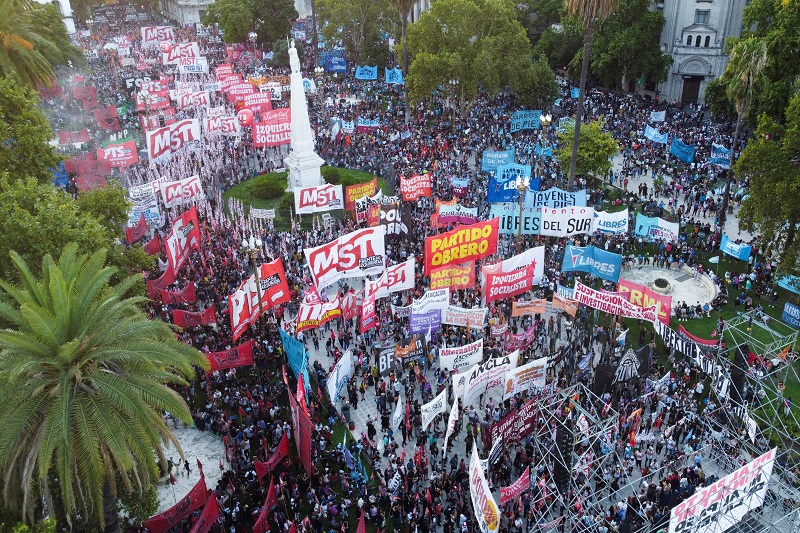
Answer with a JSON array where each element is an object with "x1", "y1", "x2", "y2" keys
[
  {"x1": 317, "y1": 0, "x2": 393, "y2": 67},
  {"x1": 389, "y1": 0, "x2": 415, "y2": 122},
  {"x1": 201, "y1": 0, "x2": 254, "y2": 44},
  {"x1": 589, "y1": 0, "x2": 671, "y2": 89},
  {"x1": 29, "y1": 3, "x2": 84, "y2": 70},
  {"x1": 0, "y1": 0, "x2": 72, "y2": 88},
  {"x1": 118, "y1": 485, "x2": 158, "y2": 527},
  {"x1": 518, "y1": 0, "x2": 565, "y2": 41},
  {"x1": 244, "y1": 0, "x2": 298, "y2": 47},
  {"x1": 517, "y1": 54, "x2": 560, "y2": 110},
  {"x1": 715, "y1": 37, "x2": 767, "y2": 231},
  {"x1": 704, "y1": 78, "x2": 736, "y2": 119},
  {"x1": 0, "y1": 178, "x2": 153, "y2": 287},
  {"x1": 0, "y1": 244, "x2": 208, "y2": 529},
  {"x1": 271, "y1": 38, "x2": 304, "y2": 68},
  {"x1": 407, "y1": 0, "x2": 533, "y2": 115},
  {"x1": 556, "y1": 120, "x2": 618, "y2": 179},
  {"x1": 533, "y1": 20, "x2": 583, "y2": 71},
  {"x1": 736, "y1": 0, "x2": 800, "y2": 124},
  {"x1": 0, "y1": 78, "x2": 60, "y2": 183},
  {"x1": 565, "y1": 0, "x2": 619, "y2": 190},
  {"x1": 736, "y1": 94, "x2": 800, "y2": 276}
]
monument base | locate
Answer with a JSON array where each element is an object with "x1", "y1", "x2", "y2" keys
[{"x1": 284, "y1": 150, "x2": 325, "y2": 189}]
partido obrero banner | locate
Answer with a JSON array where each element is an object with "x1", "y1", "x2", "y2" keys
[
  {"x1": 429, "y1": 262, "x2": 476, "y2": 291},
  {"x1": 561, "y1": 245, "x2": 622, "y2": 283},
  {"x1": 424, "y1": 218, "x2": 499, "y2": 274},
  {"x1": 439, "y1": 339, "x2": 484, "y2": 373}
]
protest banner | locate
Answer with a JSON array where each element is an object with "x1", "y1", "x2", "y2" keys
[
  {"x1": 400, "y1": 173, "x2": 432, "y2": 201},
  {"x1": 499, "y1": 467, "x2": 531, "y2": 504},
  {"x1": 635, "y1": 213, "x2": 680, "y2": 242},
  {"x1": 469, "y1": 443, "x2": 501, "y2": 533},
  {"x1": 305, "y1": 227, "x2": 387, "y2": 289},
  {"x1": 365, "y1": 257, "x2": 415, "y2": 299},
  {"x1": 503, "y1": 357, "x2": 547, "y2": 400},
  {"x1": 617, "y1": 279, "x2": 672, "y2": 325},
  {"x1": 345, "y1": 179, "x2": 378, "y2": 210},
  {"x1": 206, "y1": 340, "x2": 255, "y2": 372},
  {"x1": 463, "y1": 351, "x2": 518, "y2": 406},
  {"x1": 294, "y1": 184, "x2": 344, "y2": 214},
  {"x1": 574, "y1": 281, "x2": 658, "y2": 322},
  {"x1": 511, "y1": 299, "x2": 546, "y2": 317},
  {"x1": 540, "y1": 207, "x2": 594, "y2": 237},
  {"x1": 524, "y1": 188, "x2": 587, "y2": 208},
  {"x1": 441, "y1": 305, "x2": 487, "y2": 328},
  {"x1": 424, "y1": 218, "x2": 499, "y2": 274},
  {"x1": 484, "y1": 264, "x2": 537, "y2": 303},
  {"x1": 481, "y1": 148, "x2": 514, "y2": 171},
  {"x1": 592, "y1": 208, "x2": 629, "y2": 234},
  {"x1": 510, "y1": 110, "x2": 541, "y2": 132},
  {"x1": 560, "y1": 245, "x2": 622, "y2": 283},
  {"x1": 439, "y1": 339, "x2": 484, "y2": 373},
  {"x1": 420, "y1": 389, "x2": 447, "y2": 431},
  {"x1": 252, "y1": 108, "x2": 291, "y2": 147},
  {"x1": 429, "y1": 263, "x2": 476, "y2": 291}
]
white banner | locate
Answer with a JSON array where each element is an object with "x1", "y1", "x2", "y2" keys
[
  {"x1": 463, "y1": 352, "x2": 518, "y2": 407},
  {"x1": 540, "y1": 207, "x2": 594, "y2": 237},
  {"x1": 503, "y1": 356, "x2": 547, "y2": 400},
  {"x1": 162, "y1": 42, "x2": 201, "y2": 65},
  {"x1": 203, "y1": 116, "x2": 241, "y2": 137},
  {"x1": 592, "y1": 208, "x2": 629, "y2": 234},
  {"x1": 326, "y1": 351, "x2": 353, "y2": 405},
  {"x1": 443, "y1": 393, "x2": 459, "y2": 451},
  {"x1": 441, "y1": 305, "x2": 488, "y2": 328},
  {"x1": 176, "y1": 90, "x2": 210, "y2": 109},
  {"x1": 440, "y1": 339, "x2": 484, "y2": 373},
  {"x1": 160, "y1": 174, "x2": 204, "y2": 208},
  {"x1": 574, "y1": 281, "x2": 658, "y2": 322},
  {"x1": 304, "y1": 227, "x2": 387, "y2": 290},
  {"x1": 668, "y1": 448, "x2": 776, "y2": 533},
  {"x1": 411, "y1": 288, "x2": 450, "y2": 315},
  {"x1": 420, "y1": 388, "x2": 447, "y2": 431},
  {"x1": 393, "y1": 394, "x2": 404, "y2": 429},
  {"x1": 146, "y1": 119, "x2": 201, "y2": 160},
  {"x1": 365, "y1": 257, "x2": 415, "y2": 300},
  {"x1": 294, "y1": 184, "x2": 344, "y2": 214},
  {"x1": 469, "y1": 443, "x2": 501, "y2": 533},
  {"x1": 481, "y1": 246, "x2": 545, "y2": 285},
  {"x1": 140, "y1": 26, "x2": 174, "y2": 47}
]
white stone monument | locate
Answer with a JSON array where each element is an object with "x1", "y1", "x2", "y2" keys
[{"x1": 284, "y1": 40, "x2": 324, "y2": 189}]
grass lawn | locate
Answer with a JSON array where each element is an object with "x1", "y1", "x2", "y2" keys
[{"x1": 222, "y1": 167, "x2": 388, "y2": 232}]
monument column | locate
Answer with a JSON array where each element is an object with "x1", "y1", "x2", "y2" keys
[{"x1": 284, "y1": 40, "x2": 325, "y2": 189}]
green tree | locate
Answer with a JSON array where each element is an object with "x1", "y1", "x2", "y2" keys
[
  {"x1": 389, "y1": 0, "x2": 415, "y2": 122},
  {"x1": 407, "y1": 0, "x2": 533, "y2": 115},
  {"x1": 533, "y1": 20, "x2": 583, "y2": 71},
  {"x1": 0, "y1": 179, "x2": 153, "y2": 286},
  {"x1": 715, "y1": 37, "x2": 768, "y2": 232},
  {"x1": 556, "y1": 120, "x2": 618, "y2": 180},
  {"x1": 245, "y1": 0, "x2": 298, "y2": 47},
  {"x1": 0, "y1": 75, "x2": 60, "y2": 184},
  {"x1": 736, "y1": 0, "x2": 800, "y2": 124},
  {"x1": 589, "y1": 0, "x2": 671, "y2": 89},
  {"x1": 317, "y1": 0, "x2": 393, "y2": 66},
  {"x1": 29, "y1": 4, "x2": 84, "y2": 70},
  {"x1": 565, "y1": 0, "x2": 619, "y2": 190},
  {"x1": 518, "y1": 0, "x2": 564, "y2": 42},
  {"x1": 517, "y1": 54, "x2": 560, "y2": 110},
  {"x1": 0, "y1": 0, "x2": 70, "y2": 88},
  {"x1": 0, "y1": 244, "x2": 208, "y2": 529},
  {"x1": 736, "y1": 94, "x2": 800, "y2": 276},
  {"x1": 201, "y1": 0, "x2": 254, "y2": 44}
]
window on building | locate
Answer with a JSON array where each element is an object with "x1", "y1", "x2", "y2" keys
[
  {"x1": 695, "y1": 10, "x2": 710, "y2": 24},
  {"x1": 705, "y1": 36, "x2": 711, "y2": 47},
  {"x1": 687, "y1": 34, "x2": 693, "y2": 45},
  {"x1": 695, "y1": 35, "x2": 702, "y2": 47}
]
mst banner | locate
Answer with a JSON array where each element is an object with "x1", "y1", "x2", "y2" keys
[
  {"x1": 304, "y1": 227, "x2": 387, "y2": 289},
  {"x1": 365, "y1": 257, "x2": 415, "y2": 299},
  {"x1": 424, "y1": 218, "x2": 499, "y2": 274},
  {"x1": 294, "y1": 184, "x2": 344, "y2": 214},
  {"x1": 668, "y1": 448, "x2": 776, "y2": 533}
]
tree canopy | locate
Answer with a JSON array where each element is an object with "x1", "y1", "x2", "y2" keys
[
  {"x1": 0, "y1": 244, "x2": 208, "y2": 528},
  {"x1": 244, "y1": 0, "x2": 299, "y2": 47},
  {"x1": 406, "y1": 0, "x2": 533, "y2": 111},
  {"x1": 556, "y1": 120, "x2": 619, "y2": 179},
  {"x1": 317, "y1": 0, "x2": 394, "y2": 67},
  {"x1": 517, "y1": 54, "x2": 560, "y2": 110},
  {"x1": 736, "y1": 94, "x2": 800, "y2": 277},
  {"x1": 0, "y1": 78, "x2": 60, "y2": 184},
  {"x1": 201, "y1": 0, "x2": 254, "y2": 44}
]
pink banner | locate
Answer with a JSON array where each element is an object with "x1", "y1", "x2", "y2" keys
[{"x1": 499, "y1": 467, "x2": 530, "y2": 504}]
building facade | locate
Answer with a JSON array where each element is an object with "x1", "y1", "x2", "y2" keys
[
  {"x1": 160, "y1": 0, "x2": 215, "y2": 26},
  {"x1": 35, "y1": 0, "x2": 76, "y2": 34},
  {"x1": 656, "y1": 0, "x2": 748, "y2": 103}
]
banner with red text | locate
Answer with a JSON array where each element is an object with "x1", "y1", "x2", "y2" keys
[
  {"x1": 206, "y1": 340, "x2": 255, "y2": 372},
  {"x1": 617, "y1": 279, "x2": 672, "y2": 325},
  {"x1": 364, "y1": 257, "x2": 415, "y2": 299},
  {"x1": 146, "y1": 119, "x2": 201, "y2": 160},
  {"x1": 141, "y1": 26, "x2": 174, "y2": 47},
  {"x1": 161, "y1": 174, "x2": 204, "y2": 208},
  {"x1": 574, "y1": 281, "x2": 657, "y2": 322},
  {"x1": 499, "y1": 467, "x2": 530, "y2": 504},
  {"x1": 424, "y1": 218, "x2": 499, "y2": 274},
  {"x1": 229, "y1": 259, "x2": 292, "y2": 340},
  {"x1": 469, "y1": 443, "x2": 501, "y2": 533},
  {"x1": 304, "y1": 227, "x2": 387, "y2": 290},
  {"x1": 252, "y1": 108, "x2": 291, "y2": 147},
  {"x1": 203, "y1": 115, "x2": 241, "y2": 137},
  {"x1": 296, "y1": 296, "x2": 342, "y2": 332},
  {"x1": 294, "y1": 184, "x2": 344, "y2": 214},
  {"x1": 429, "y1": 262, "x2": 475, "y2": 291}
]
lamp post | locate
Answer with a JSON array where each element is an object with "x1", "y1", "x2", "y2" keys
[
  {"x1": 448, "y1": 78, "x2": 459, "y2": 129},
  {"x1": 516, "y1": 175, "x2": 530, "y2": 246},
  {"x1": 242, "y1": 235, "x2": 266, "y2": 335},
  {"x1": 314, "y1": 65, "x2": 326, "y2": 122}
]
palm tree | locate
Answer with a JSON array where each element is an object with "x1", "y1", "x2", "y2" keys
[
  {"x1": 0, "y1": 244, "x2": 208, "y2": 531},
  {"x1": 716, "y1": 37, "x2": 767, "y2": 232},
  {"x1": 389, "y1": 0, "x2": 415, "y2": 123},
  {"x1": 0, "y1": 0, "x2": 59, "y2": 88},
  {"x1": 565, "y1": 0, "x2": 619, "y2": 191}
]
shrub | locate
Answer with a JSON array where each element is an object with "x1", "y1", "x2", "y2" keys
[
  {"x1": 321, "y1": 166, "x2": 341, "y2": 184},
  {"x1": 250, "y1": 175, "x2": 285, "y2": 199}
]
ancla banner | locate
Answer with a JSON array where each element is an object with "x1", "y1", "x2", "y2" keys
[
  {"x1": 469, "y1": 443, "x2": 501, "y2": 533},
  {"x1": 420, "y1": 388, "x2": 447, "y2": 431},
  {"x1": 668, "y1": 448, "x2": 776, "y2": 533},
  {"x1": 424, "y1": 218, "x2": 499, "y2": 274},
  {"x1": 206, "y1": 339, "x2": 255, "y2": 372},
  {"x1": 400, "y1": 173, "x2": 433, "y2": 201},
  {"x1": 294, "y1": 184, "x2": 344, "y2": 214},
  {"x1": 499, "y1": 467, "x2": 530, "y2": 504},
  {"x1": 463, "y1": 352, "x2": 518, "y2": 406},
  {"x1": 439, "y1": 339, "x2": 484, "y2": 373}
]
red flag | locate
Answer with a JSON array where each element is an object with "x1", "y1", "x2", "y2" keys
[
  {"x1": 147, "y1": 267, "x2": 175, "y2": 300},
  {"x1": 296, "y1": 372, "x2": 308, "y2": 413},
  {"x1": 172, "y1": 306, "x2": 216, "y2": 328},
  {"x1": 205, "y1": 340, "x2": 255, "y2": 372},
  {"x1": 169, "y1": 473, "x2": 177, "y2": 485},
  {"x1": 288, "y1": 521, "x2": 297, "y2": 533},
  {"x1": 189, "y1": 495, "x2": 221, "y2": 533},
  {"x1": 254, "y1": 432, "x2": 290, "y2": 481},
  {"x1": 356, "y1": 510, "x2": 367, "y2": 533},
  {"x1": 239, "y1": 405, "x2": 248, "y2": 419},
  {"x1": 254, "y1": 477, "x2": 278, "y2": 533},
  {"x1": 197, "y1": 458, "x2": 204, "y2": 478},
  {"x1": 144, "y1": 234, "x2": 161, "y2": 255},
  {"x1": 126, "y1": 214, "x2": 148, "y2": 243},
  {"x1": 161, "y1": 283, "x2": 198, "y2": 305},
  {"x1": 145, "y1": 477, "x2": 208, "y2": 533}
]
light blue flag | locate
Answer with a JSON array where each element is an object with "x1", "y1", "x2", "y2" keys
[
  {"x1": 535, "y1": 143, "x2": 553, "y2": 158},
  {"x1": 710, "y1": 143, "x2": 733, "y2": 169},
  {"x1": 385, "y1": 67, "x2": 404, "y2": 84},
  {"x1": 355, "y1": 65, "x2": 378, "y2": 80},
  {"x1": 669, "y1": 138, "x2": 695, "y2": 163},
  {"x1": 571, "y1": 87, "x2": 580, "y2": 98},
  {"x1": 645, "y1": 125, "x2": 668, "y2": 144},
  {"x1": 279, "y1": 328, "x2": 310, "y2": 391}
]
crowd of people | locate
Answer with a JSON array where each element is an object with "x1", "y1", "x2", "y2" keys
[{"x1": 41, "y1": 9, "x2": 788, "y2": 533}]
